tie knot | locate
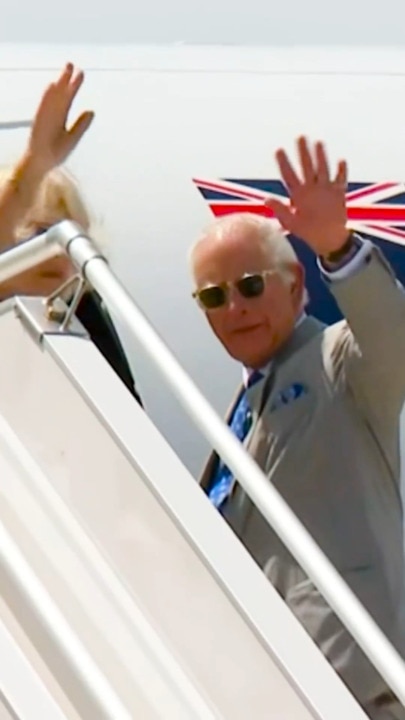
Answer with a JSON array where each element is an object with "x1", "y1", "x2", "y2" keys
[{"x1": 247, "y1": 370, "x2": 264, "y2": 388}]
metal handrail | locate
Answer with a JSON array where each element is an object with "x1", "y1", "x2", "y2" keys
[
  {"x1": 0, "y1": 521, "x2": 133, "y2": 720},
  {"x1": 0, "y1": 561, "x2": 105, "y2": 720},
  {"x1": 1, "y1": 221, "x2": 405, "y2": 705},
  {"x1": 0, "y1": 234, "x2": 63, "y2": 285}
]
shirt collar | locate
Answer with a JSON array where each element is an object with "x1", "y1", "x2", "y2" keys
[{"x1": 242, "y1": 312, "x2": 306, "y2": 387}]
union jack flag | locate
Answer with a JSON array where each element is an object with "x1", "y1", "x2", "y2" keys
[
  {"x1": 193, "y1": 177, "x2": 405, "y2": 324},
  {"x1": 193, "y1": 177, "x2": 405, "y2": 247}
]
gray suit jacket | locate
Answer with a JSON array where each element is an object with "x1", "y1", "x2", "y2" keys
[{"x1": 200, "y1": 246, "x2": 405, "y2": 708}]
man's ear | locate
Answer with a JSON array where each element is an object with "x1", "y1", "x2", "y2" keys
[{"x1": 289, "y1": 262, "x2": 305, "y2": 308}]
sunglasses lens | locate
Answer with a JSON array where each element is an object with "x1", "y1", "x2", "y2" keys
[
  {"x1": 237, "y1": 274, "x2": 265, "y2": 298},
  {"x1": 198, "y1": 285, "x2": 227, "y2": 309},
  {"x1": 196, "y1": 274, "x2": 266, "y2": 309}
]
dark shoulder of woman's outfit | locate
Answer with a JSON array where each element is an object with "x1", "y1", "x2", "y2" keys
[{"x1": 74, "y1": 290, "x2": 143, "y2": 407}]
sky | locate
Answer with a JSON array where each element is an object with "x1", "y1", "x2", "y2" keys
[{"x1": 2, "y1": 0, "x2": 405, "y2": 46}]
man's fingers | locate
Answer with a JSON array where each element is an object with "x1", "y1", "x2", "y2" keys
[
  {"x1": 297, "y1": 136, "x2": 316, "y2": 184},
  {"x1": 265, "y1": 198, "x2": 294, "y2": 232},
  {"x1": 315, "y1": 141, "x2": 330, "y2": 184},
  {"x1": 275, "y1": 148, "x2": 301, "y2": 195},
  {"x1": 334, "y1": 159, "x2": 348, "y2": 188}
]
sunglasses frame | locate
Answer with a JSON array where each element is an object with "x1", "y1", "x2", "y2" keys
[{"x1": 192, "y1": 269, "x2": 277, "y2": 310}]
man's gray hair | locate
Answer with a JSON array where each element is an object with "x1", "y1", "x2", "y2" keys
[{"x1": 190, "y1": 212, "x2": 309, "y2": 307}]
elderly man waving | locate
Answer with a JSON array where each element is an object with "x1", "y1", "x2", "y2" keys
[{"x1": 191, "y1": 136, "x2": 405, "y2": 719}]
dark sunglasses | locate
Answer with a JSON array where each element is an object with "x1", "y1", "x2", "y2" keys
[{"x1": 193, "y1": 270, "x2": 275, "y2": 310}]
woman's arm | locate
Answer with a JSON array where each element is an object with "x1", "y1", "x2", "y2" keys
[
  {"x1": 0, "y1": 62, "x2": 94, "y2": 248},
  {"x1": 0, "y1": 153, "x2": 48, "y2": 247}
]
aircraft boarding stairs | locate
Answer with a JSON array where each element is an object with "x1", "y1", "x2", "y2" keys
[{"x1": 0, "y1": 222, "x2": 404, "y2": 720}]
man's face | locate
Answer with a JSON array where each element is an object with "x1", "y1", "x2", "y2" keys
[{"x1": 192, "y1": 226, "x2": 304, "y2": 369}]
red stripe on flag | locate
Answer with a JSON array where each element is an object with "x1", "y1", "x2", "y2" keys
[
  {"x1": 347, "y1": 206, "x2": 405, "y2": 222},
  {"x1": 193, "y1": 178, "x2": 265, "y2": 202},
  {"x1": 345, "y1": 182, "x2": 398, "y2": 201},
  {"x1": 207, "y1": 203, "x2": 405, "y2": 223}
]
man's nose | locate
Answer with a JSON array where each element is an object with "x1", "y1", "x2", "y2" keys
[{"x1": 227, "y1": 286, "x2": 249, "y2": 313}]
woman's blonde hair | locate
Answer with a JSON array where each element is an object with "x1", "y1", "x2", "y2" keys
[{"x1": 0, "y1": 164, "x2": 104, "y2": 249}]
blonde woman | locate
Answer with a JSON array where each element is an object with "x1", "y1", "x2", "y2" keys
[{"x1": 0, "y1": 63, "x2": 142, "y2": 404}]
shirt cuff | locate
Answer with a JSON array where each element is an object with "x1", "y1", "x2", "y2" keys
[{"x1": 318, "y1": 236, "x2": 373, "y2": 282}]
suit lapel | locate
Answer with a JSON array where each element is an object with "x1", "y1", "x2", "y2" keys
[
  {"x1": 246, "y1": 316, "x2": 325, "y2": 461},
  {"x1": 198, "y1": 316, "x2": 325, "y2": 492},
  {"x1": 273, "y1": 315, "x2": 325, "y2": 369}
]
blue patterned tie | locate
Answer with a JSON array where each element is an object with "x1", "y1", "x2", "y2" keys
[{"x1": 208, "y1": 370, "x2": 263, "y2": 510}]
